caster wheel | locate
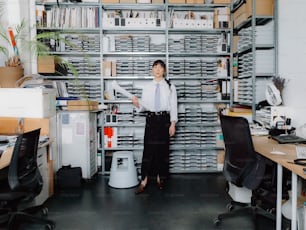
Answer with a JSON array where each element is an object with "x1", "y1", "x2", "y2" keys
[
  {"x1": 214, "y1": 217, "x2": 221, "y2": 226},
  {"x1": 45, "y1": 223, "x2": 55, "y2": 230},
  {"x1": 226, "y1": 203, "x2": 234, "y2": 212},
  {"x1": 225, "y1": 182, "x2": 229, "y2": 193},
  {"x1": 42, "y1": 207, "x2": 48, "y2": 216}
]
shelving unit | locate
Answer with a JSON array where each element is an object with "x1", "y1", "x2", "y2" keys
[
  {"x1": 231, "y1": 0, "x2": 277, "y2": 122},
  {"x1": 101, "y1": 2, "x2": 231, "y2": 174},
  {"x1": 34, "y1": 1, "x2": 232, "y2": 174},
  {"x1": 35, "y1": 1, "x2": 102, "y2": 101}
]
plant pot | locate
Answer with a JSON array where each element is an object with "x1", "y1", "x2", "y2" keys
[{"x1": 0, "y1": 66, "x2": 24, "y2": 88}]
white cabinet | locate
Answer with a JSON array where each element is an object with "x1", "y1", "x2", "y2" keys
[{"x1": 57, "y1": 111, "x2": 97, "y2": 179}]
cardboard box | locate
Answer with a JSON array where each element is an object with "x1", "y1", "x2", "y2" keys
[
  {"x1": 38, "y1": 62, "x2": 68, "y2": 76},
  {"x1": 103, "y1": 61, "x2": 112, "y2": 76},
  {"x1": 233, "y1": 12, "x2": 247, "y2": 28},
  {"x1": 234, "y1": 0, "x2": 274, "y2": 27},
  {"x1": 67, "y1": 100, "x2": 99, "y2": 106},
  {"x1": 152, "y1": 0, "x2": 164, "y2": 3},
  {"x1": 67, "y1": 105, "x2": 99, "y2": 111},
  {"x1": 214, "y1": 0, "x2": 230, "y2": 3},
  {"x1": 120, "y1": 0, "x2": 136, "y2": 3},
  {"x1": 37, "y1": 56, "x2": 55, "y2": 73},
  {"x1": 37, "y1": 56, "x2": 54, "y2": 65},
  {"x1": 137, "y1": 0, "x2": 151, "y2": 3},
  {"x1": 0, "y1": 116, "x2": 56, "y2": 137},
  {"x1": 168, "y1": 0, "x2": 185, "y2": 3},
  {"x1": 0, "y1": 66, "x2": 24, "y2": 88},
  {"x1": 101, "y1": 0, "x2": 119, "y2": 3},
  {"x1": 186, "y1": 0, "x2": 204, "y2": 4},
  {"x1": 232, "y1": 35, "x2": 239, "y2": 53},
  {"x1": 112, "y1": 61, "x2": 117, "y2": 77},
  {"x1": 246, "y1": 0, "x2": 274, "y2": 17},
  {"x1": 0, "y1": 88, "x2": 56, "y2": 118}
]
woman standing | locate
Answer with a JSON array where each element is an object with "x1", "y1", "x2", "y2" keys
[{"x1": 132, "y1": 60, "x2": 178, "y2": 194}]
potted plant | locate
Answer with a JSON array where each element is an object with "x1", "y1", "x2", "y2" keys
[
  {"x1": 0, "y1": 20, "x2": 25, "y2": 87},
  {"x1": 0, "y1": 18, "x2": 80, "y2": 88}
]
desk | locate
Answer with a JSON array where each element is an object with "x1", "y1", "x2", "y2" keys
[{"x1": 253, "y1": 136, "x2": 306, "y2": 230}]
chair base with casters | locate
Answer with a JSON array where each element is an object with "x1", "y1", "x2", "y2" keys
[
  {"x1": 214, "y1": 183, "x2": 276, "y2": 227},
  {"x1": 0, "y1": 188, "x2": 55, "y2": 230},
  {"x1": 8, "y1": 210, "x2": 55, "y2": 230},
  {"x1": 215, "y1": 115, "x2": 278, "y2": 228}
]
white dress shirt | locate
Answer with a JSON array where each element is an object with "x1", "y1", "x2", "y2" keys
[{"x1": 139, "y1": 78, "x2": 178, "y2": 123}]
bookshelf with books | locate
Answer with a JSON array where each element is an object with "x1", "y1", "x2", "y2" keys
[{"x1": 35, "y1": 1, "x2": 102, "y2": 102}]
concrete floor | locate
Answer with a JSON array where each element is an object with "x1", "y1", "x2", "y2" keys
[{"x1": 36, "y1": 173, "x2": 280, "y2": 230}]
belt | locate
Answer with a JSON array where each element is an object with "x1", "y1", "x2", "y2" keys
[{"x1": 147, "y1": 111, "x2": 169, "y2": 116}]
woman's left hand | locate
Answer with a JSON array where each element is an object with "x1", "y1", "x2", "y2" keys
[{"x1": 169, "y1": 122, "x2": 176, "y2": 137}]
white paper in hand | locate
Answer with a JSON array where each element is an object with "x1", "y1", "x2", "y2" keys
[{"x1": 111, "y1": 80, "x2": 146, "y2": 109}]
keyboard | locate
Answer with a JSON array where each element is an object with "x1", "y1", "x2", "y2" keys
[
  {"x1": 271, "y1": 134, "x2": 306, "y2": 144},
  {"x1": 296, "y1": 146, "x2": 306, "y2": 158}
]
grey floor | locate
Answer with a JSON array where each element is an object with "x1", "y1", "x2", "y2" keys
[{"x1": 35, "y1": 173, "x2": 279, "y2": 230}]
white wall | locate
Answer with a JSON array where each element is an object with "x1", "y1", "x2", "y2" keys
[
  {"x1": 278, "y1": 0, "x2": 306, "y2": 128},
  {"x1": 0, "y1": 0, "x2": 34, "y2": 74}
]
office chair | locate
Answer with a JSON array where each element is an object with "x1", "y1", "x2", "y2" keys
[
  {"x1": 0, "y1": 129, "x2": 55, "y2": 230},
  {"x1": 214, "y1": 115, "x2": 275, "y2": 227}
]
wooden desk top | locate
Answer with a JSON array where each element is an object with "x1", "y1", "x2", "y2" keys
[
  {"x1": 0, "y1": 141, "x2": 50, "y2": 170},
  {"x1": 253, "y1": 136, "x2": 306, "y2": 179},
  {"x1": 0, "y1": 147, "x2": 13, "y2": 169}
]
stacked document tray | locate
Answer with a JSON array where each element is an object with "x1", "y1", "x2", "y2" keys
[
  {"x1": 185, "y1": 59, "x2": 202, "y2": 75},
  {"x1": 133, "y1": 59, "x2": 151, "y2": 75},
  {"x1": 116, "y1": 59, "x2": 134, "y2": 75},
  {"x1": 201, "y1": 34, "x2": 219, "y2": 53},
  {"x1": 184, "y1": 81, "x2": 201, "y2": 99},
  {"x1": 184, "y1": 35, "x2": 202, "y2": 53},
  {"x1": 169, "y1": 150, "x2": 218, "y2": 172},
  {"x1": 168, "y1": 58, "x2": 219, "y2": 77},
  {"x1": 235, "y1": 78, "x2": 253, "y2": 104},
  {"x1": 132, "y1": 36, "x2": 150, "y2": 52},
  {"x1": 115, "y1": 36, "x2": 133, "y2": 52},
  {"x1": 114, "y1": 35, "x2": 164, "y2": 53},
  {"x1": 116, "y1": 58, "x2": 161, "y2": 76},
  {"x1": 170, "y1": 126, "x2": 217, "y2": 148},
  {"x1": 65, "y1": 57, "x2": 100, "y2": 76},
  {"x1": 66, "y1": 80, "x2": 102, "y2": 102},
  {"x1": 64, "y1": 34, "x2": 100, "y2": 52},
  {"x1": 116, "y1": 127, "x2": 144, "y2": 147},
  {"x1": 202, "y1": 58, "x2": 218, "y2": 77},
  {"x1": 168, "y1": 38, "x2": 185, "y2": 53},
  {"x1": 168, "y1": 34, "x2": 223, "y2": 54},
  {"x1": 168, "y1": 59, "x2": 185, "y2": 76}
]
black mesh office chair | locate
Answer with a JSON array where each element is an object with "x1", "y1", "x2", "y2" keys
[
  {"x1": 214, "y1": 115, "x2": 275, "y2": 227},
  {"x1": 0, "y1": 128, "x2": 55, "y2": 230}
]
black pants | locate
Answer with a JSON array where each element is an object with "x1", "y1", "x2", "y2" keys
[{"x1": 141, "y1": 113, "x2": 170, "y2": 181}]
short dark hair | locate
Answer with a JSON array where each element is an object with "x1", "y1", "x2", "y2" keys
[{"x1": 152, "y1": 59, "x2": 166, "y2": 70}]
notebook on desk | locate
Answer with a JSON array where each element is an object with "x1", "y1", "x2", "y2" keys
[{"x1": 271, "y1": 134, "x2": 306, "y2": 144}]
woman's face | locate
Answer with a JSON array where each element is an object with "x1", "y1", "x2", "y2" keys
[{"x1": 152, "y1": 63, "x2": 165, "y2": 79}]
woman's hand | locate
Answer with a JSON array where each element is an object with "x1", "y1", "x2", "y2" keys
[
  {"x1": 132, "y1": 95, "x2": 140, "y2": 108},
  {"x1": 169, "y1": 122, "x2": 176, "y2": 137}
]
